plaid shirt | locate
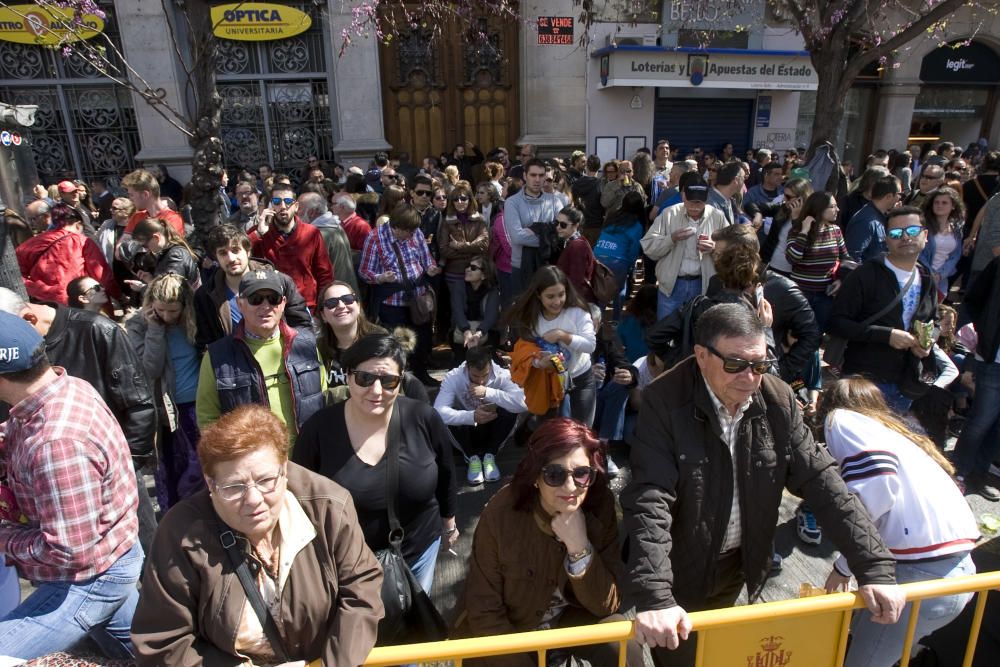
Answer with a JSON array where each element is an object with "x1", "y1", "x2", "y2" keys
[
  {"x1": 358, "y1": 223, "x2": 436, "y2": 307},
  {"x1": 0, "y1": 369, "x2": 138, "y2": 582}
]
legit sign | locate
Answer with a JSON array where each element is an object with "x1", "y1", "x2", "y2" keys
[
  {"x1": 0, "y1": 4, "x2": 104, "y2": 46},
  {"x1": 211, "y1": 3, "x2": 312, "y2": 42},
  {"x1": 537, "y1": 16, "x2": 573, "y2": 45}
]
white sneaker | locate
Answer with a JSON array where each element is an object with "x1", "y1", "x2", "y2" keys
[
  {"x1": 605, "y1": 456, "x2": 620, "y2": 478},
  {"x1": 467, "y1": 455, "x2": 484, "y2": 485},
  {"x1": 483, "y1": 453, "x2": 500, "y2": 482}
]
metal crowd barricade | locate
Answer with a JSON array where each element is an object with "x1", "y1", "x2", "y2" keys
[{"x1": 338, "y1": 571, "x2": 1000, "y2": 667}]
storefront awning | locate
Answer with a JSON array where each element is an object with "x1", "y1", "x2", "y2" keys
[{"x1": 593, "y1": 45, "x2": 818, "y2": 91}]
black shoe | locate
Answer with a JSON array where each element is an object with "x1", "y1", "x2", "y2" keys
[{"x1": 968, "y1": 480, "x2": 1000, "y2": 501}]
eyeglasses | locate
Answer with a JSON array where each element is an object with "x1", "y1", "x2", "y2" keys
[
  {"x1": 384, "y1": 174, "x2": 398, "y2": 181},
  {"x1": 466, "y1": 263, "x2": 484, "y2": 271},
  {"x1": 706, "y1": 345, "x2": 776, "y2": 375},
  {"x1": 887, "y1": 225, "x2": 925, "y2": 240},
  {"x1": 556, "y1": 221, "x2": 573, "y2": 229},
  {"x1": 540, "y1": 464, "x2": 596, "y2": 488},
  {"x1": 414, "y1": 189, "x2": 432, "y2": 197},
  {"x1": 323, "y1": 294, "x2": 357, "y2": 309},
  {"x1": 85, "y1": 283, "x2": 104, "y2": 294},
  {"x1": 433, "y1": 194, "x2": 447, "y2": 201},
  {"x1": 211, "y1": 468, "x2": 285, "y2": 502},
  {"x1": 453, "y1": 195, "x2": 470, "y2": 202},
  {"x1": 245, "y1": 292, "x2": 283, "y2": 306},
  {"x1": 351, "y1": 370, "x2": 402, "y2": 390},
  {"x1": 271, "y1": 197, "x2": 295, "y2": 206}
]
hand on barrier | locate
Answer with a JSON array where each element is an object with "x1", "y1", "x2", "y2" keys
[
  {"x1": 860, "y1": 584, "x2": 906, "y2": 624},
  {"x1": 635, "y1": 606, "x2": 692, "y2": 650}
]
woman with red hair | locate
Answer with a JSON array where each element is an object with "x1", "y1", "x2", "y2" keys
[{"x1": 458, "y1": 418, "x2": 641, "y2": 666}]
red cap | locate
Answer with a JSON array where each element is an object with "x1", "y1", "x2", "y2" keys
[{"x1": 57, "y1": 180, "x2": 77, "y2": 193}]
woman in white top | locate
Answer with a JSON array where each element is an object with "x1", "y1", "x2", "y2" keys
[
  {"x1": 919, "y1": 186, "x2": 965, "y2": 299},
  {"x1": 820, "y1": 377, "x2": 978, "y2": 667},
  {"x1": 506, "y1": 265, "x2": 597, "y2": 426}
]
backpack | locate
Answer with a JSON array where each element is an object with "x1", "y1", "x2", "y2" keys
[
  {"x1": 588, "y1": 260, "x2": 619, "y2": 305},
  {"x1": 649, "y1": 295, "x2": 706, "y2": 371}
]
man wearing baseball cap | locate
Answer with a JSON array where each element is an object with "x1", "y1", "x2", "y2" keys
[
  {"x1": 0, "y1": 311, "x2": 141, "y2": 659},
  {"x1": 56, "y1": 179, "x2": 97, "y2": 239},
  {"x1": 196, "y1": 269, "x2": 325, "y2": 441},
  {"x1": 641, "y1": 174, "x2": 730, "y2": 319}
]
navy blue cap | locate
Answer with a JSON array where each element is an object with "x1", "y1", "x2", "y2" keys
[{"x1": 0, "y1": 311, "x2": 45, "y2": 373}]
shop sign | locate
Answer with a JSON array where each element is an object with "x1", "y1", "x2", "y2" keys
[
  {"x1": 211, "y1": 3, "x2": 312, "y2": 42},
  {"x1": 919, "y1": 41, "x2": 1000, "y2": 85},
  {"x1": 0, "y1": 4, "x2": 104, "y2": 45},
  {"x1": 537, "y1": 16, "x2": 573, "y2": 45},
  {"x1": 602, "y1": 50, "x2": 817, "y2": 90}
]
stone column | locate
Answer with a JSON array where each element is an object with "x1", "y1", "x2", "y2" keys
[
  {"x1": 871, "y1": 84, "x2": 921, "y2": 152},
  {"x1": 518, "y1": 0, "x2": 587, "y2": 155},
  {"x1": 326, "y1": 4, "x2": 391, "y2": 169},
  {"x1": 113, "y1": 0, "x2": 193, "y2": 181}
]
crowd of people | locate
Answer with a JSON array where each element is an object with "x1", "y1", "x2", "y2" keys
[{"x1": 0, "y1": 136, "x2": 996, "y2": 666}]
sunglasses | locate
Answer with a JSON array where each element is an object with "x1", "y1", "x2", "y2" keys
[
  {"x1": 351, "y1": 370, "x2": 402, "y2": 390},
  {"x1": 556, "y1": 221, "x2": 573, "y2": 229},
  {"x1": 245, "y1": 292, "x2": 283, "y2": 306},
  {"x1": 707, "y1": 345, "x2": 775, "y2": 375},
  {"x1": 466, "y1": 263, "x2": 484, "y2": 271},
  {"x1": 453, "y1": 195, "x2": 470, "y2": 202},
  {"x1": 85, "y1": 283, "x2": 104, "y2": 294},
  {"x1": 271, "y1": 197, "x2": 295, "y2": 206},
  {"x1": 414, "y1": 189, "x2": 432, "y2": 197},
  {"x1": 323, "y1": 294, "x2": 357, "y2": 309},
  {"x1": 887, "y1": 225, "x2": 925, "y2": 240},
  {"x1": 434, "y1": 195, "x2": 447, "y2": 201},
  {"x1": 540, "y1": 464, "x2": 596, "y2": 488}
]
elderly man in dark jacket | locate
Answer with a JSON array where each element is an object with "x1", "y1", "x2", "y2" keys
[{"x1": 622, "y1": 303, "x2": 903, "y2": 666}]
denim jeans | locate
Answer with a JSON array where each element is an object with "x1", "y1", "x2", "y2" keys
[
  {"x1": 657, "y1": 277, "x2": 702, "y2": 320},
  {"x1": 874, "y1": 382, "x2": 913, "y2": 413},
  {"x1": 0, "y1": 542, "x2": 143, "y2": 660},
  {"x1": 408, "y1": 536, "x2": 441, "y2": 595},
  {"x1": 595, "y1": 379, "x2": 631, "y2": 441},
  {"x1": 845, "y1": 553, "x2": 975, "y2": 667},
  {"x1": 804, "y1": 290, "x2": 834, "y2": 334},
  {"x1": 557, "y1": 368, "x2": 597, "y2": 428},
  {"x1": 953, "y1": 361, "x2": 1000, "y2": 480}
]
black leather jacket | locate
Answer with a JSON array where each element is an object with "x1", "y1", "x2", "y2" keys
[
  {"x1": 44, "y1": 305, "x2": 157, "y2": 461},
  {"x1": 763, "y1": 269, "x2": 821, "y2": 383}
]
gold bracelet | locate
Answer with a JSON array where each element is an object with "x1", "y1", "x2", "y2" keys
[{"x1": 567, "y1": 544, "x2": 592, "y2": 563}]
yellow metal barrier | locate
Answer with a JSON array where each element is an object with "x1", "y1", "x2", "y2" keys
[{"x1": 347, "y1": 571, "x2": 1000, "y2": 666}]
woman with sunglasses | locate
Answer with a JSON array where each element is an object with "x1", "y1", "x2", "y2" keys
[
  {"x1": 125, "y1": 273, "x2": 204, "y2": 510},
  {"x1": 317, "y1": 281, "x2": 430, "y2": 403},
  {"x1": 293, "y1": 333, "x2": 459, "y2": 603},
  {"x1": 451, "y1": 254, "x2": 501, "y2": 363},
  {"x1": 555, "y1": 206, "x2": 597, "y2": 304},
  {"x1": 66, "y1": 275, "x2": 110, "y2": 313},
  {"x1": 133, "y1": 405, "x2": 384, "y2": 665},
  {"x1": 440, "y1": 185, "x2": 489, "y2": 339},
  {"x1": 457, "y1": 418, "x2": 642, "y2": 667}
]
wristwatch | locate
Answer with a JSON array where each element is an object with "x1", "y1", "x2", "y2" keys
[{"x1": 567, "y1": 544, "x2": 592, "y2": 563}]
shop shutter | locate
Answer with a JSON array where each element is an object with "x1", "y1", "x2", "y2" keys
[{"x1": 653, "y1": 98, "x2": 754, "y2": 157}]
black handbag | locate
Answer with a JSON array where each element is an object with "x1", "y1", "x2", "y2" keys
[{"x1": 375, "y1": 405, "x2": 449, "y2": 646}]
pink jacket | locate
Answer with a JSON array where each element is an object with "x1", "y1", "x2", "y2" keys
[{"x1": 489, "y1": 211, "x2": 512, "y2": 274}]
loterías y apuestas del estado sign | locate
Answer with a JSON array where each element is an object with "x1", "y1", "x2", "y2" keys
[{"x1": 211, "y1": 3, "x2": 312, "y2": 42}]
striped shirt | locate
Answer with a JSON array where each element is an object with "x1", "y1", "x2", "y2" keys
[
  {"x1": 785, "y1": 223, "x2": 849, "y2": 293},
  {"x1": 703, "y1": 378, "x2": 751, "y2": 553},
  {"x1": 358, "y1": 222, "x2": 436, "y2": 307},
  {"x1": 0, "y1": 370, "x2": 138, "y2": 582}
]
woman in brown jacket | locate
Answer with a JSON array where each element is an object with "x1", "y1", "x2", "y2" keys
[
  {"x1": 131, "y1": 405, "x2": 384, "y2": 666},
  {"x1": 459, "y1": 418, "x2": 642, "y2": 667}
]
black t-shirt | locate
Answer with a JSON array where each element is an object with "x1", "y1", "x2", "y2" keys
[
  {"x1": 963, "y1": 175, "x2": 999, "y2": 235},
  {"x1": 292, "y1": 397, "x2": 457, "y2": 561}
]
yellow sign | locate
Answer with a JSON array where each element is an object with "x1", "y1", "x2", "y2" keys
[
  {"x1": 701, "y1": 613, "x2": 843, "y2": 666},
  {"x1": 0, "y1": 4, "x2": 105, "y2": 45},
  {"x1": 211, "y1": 3, "x2": 312, "y2": 42}
]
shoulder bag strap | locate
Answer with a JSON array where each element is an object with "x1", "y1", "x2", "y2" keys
[
  {"x1": 861, "y1": 267, "x2": 915, "y2": 327},
  {"x1": 973, "y1": 177, "x2": 989, "y2": 202},
  {"x1": 389, "y1": 239, "x2": 412, "y2": 284},
  {"x1": 217, "y1": 524, "x2": 291, "y2": 663},
  {"x1": 385, "y1": 404, "x2": 404, "y2": 545}
]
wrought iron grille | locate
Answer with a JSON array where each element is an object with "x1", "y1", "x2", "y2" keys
[{"x1": 0, "y1": 1, "x2": 138, "y2": 186}]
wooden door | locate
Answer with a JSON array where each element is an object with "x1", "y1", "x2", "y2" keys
[{"x1": 379, "y1": 16, "x2": 519, "y2": 164}]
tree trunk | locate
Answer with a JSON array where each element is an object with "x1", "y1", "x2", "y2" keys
[
  {"x1": 0, "y1": 222, "x2": 26, "y2": 299},
  {"x1": 183, "y1": 0, "x2": 223, "y2": 252}
]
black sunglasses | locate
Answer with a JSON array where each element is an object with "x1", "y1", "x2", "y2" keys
[
  {"x1": 246, "y1": 292, "x2": 283, "y2": 306},
  {"x1": 85, "y1": 283, "x2": 104, "y2": 294},
  {"x1": 541, "y1": 464, "x2": 596, "y2": 488},
  {"x1": 466, "y1": 263, "x2": 484, "y2": 271},
  {"x1": 271, "y1": 197, "x2": 295, "y2": 206},
  {"x1": 453, "y1": 195, "x2": 470, "y2": 202},
  {"x1": 414, "y1": 189, "x2": 432, "y2": 197},
  {"x1": 707, "y1": 345, "x2": 775, "y2": 375},
  {"x1": 351, "y1": 370, "x2": 402, "y2": 390},
  {"x1": 556, "y1": 221, "x2": 573, "y2": 229},
  {"x1": 887, "y1": 225, "x2": 924, "y2": 240},
  {"x1": 323, "y1": 294, "x2": 357, "y2": 309}
]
